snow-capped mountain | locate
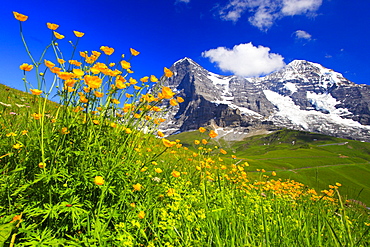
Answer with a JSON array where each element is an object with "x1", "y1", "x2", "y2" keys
[{"x1": 157, "y1": 57, "x2": 370, "y2": 142}]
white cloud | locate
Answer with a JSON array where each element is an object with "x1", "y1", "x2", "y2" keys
[
  {"x1": 176, "y1": 0, "x2": 190, "y2": 3},
  {"x1": 202, "y1": 42, "x2": 285, "y2": 77},
  {"x1": 282, "y1": 0, "x2": 322, "y2": 15},
  {"x1": 294, "y1": 30, "x2": 312, "y2": 40},
  {"x1": 218, "y1": 0, "x2": 322, "y2": 30}
]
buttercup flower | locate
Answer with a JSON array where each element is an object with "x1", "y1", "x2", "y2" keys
[
  {"x1": 199, "y1": 127, "x2": 206, "y2": 133},
  {"x1": 150, "y1": 75, "x2": 158, "y2": 82},
  {"x1": 44, "y1": 60, "x2": 55, "y2": 68},
  {"x1": 161, "y1": 87, "x2": 175, "y2": 99},
  {"x1": 19, "y1": 63, "x2": 33, "y2": 71},
  {"x1": 164, "y1": 67, "x2": 173, "y2": 77},
  {"x1": 73, "y1": 31, "x2": 85, "y2": 37},
  {"x1": 84, "y1": 75, "x2": 102, "y2": 89},
  {"x1": 100, "y1": 46, "x2": 115, "y2": 55},
  {"x1": 172, "y1": 170, "x2": 181, "y2": 178},
  {"x1": 130, "y1": 48, "x2": 140, "y2": 56},
  {"x1": 154, "y1": 168, "x2": 163, "y2": 173},
  {"x1": 138, "y1": 211, "x2": 145, "y2": 219},
  {"x1": 209, "y1": 130, "x2": 218, "y2": 138},
  {"x1": 13, "y1": 12, "x2": 28, "y2": 22},
  {"x1": 94, "y1": 176, "x2": 104, "y2": 185},
  {"x1": 133, "y1": 183, "x2": 143, "y2": 191},
  {"x1": 120, "y1": 60, "x2": 131, "y2": 70},
  {"x1": 53, "y1": 31, "x2": 65, "y2": 39},
  {"x1": 38, "y1": 162, "x2": 46, "y2": 169},
  {"x1": 47, "y1": 23, "x2": 59, "y2": 30},
  {"x1": 30, "y1": 89, "x2": 42, "y2": 96}
]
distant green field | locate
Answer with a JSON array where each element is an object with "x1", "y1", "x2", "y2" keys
[{"x1": 171, "y1": 128, "x2": 370, "y2": 206}]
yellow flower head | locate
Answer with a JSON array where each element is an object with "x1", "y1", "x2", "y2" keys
[
  {"x1": 172, "y1": 170, "x2": 181, "y2": 178},
  {"x1": 120, "y1": 60, "x2": 131, "y2": 70},
  {"x1": 13, "y1": 11, "x2": 28, "y2": 22},
  {"x1": 161, "y1": 86, "x2": 175, "y2": 99},
  {"x1": 169, "y1": 98, "x2": 178, "y2": 106},
  {"x1": 164, "y1": 67, "x2": 173, "y2": 77},
  {"x1": 19, "y1": 63, "x2": 33, "y2": 71},
  {"x1": 94, "y1": 176, "x2": 104, "y2": 185},
  {"x1": 44, "y1": 60, "x2": 55, "y2": 68},
  {"x1": 154, "y1": 168, "x2": 163, "y2": 173},
  {"x1": 199, "y1": 127, "x2": 206, "y2": 133},
  {"x1": 150, "y1": 75, "x2": 158, "y2": 82},
  {"x1": 73, "y1": 31, "x2": 85, "y2": 37},
  {"x1": 84, "y1": 75, "x2": 102, "y2": 89},
  {"x1": 138, "y1": 211, "x2": 145, "y2": 219},
  {"x1": 53, "y1": 31, "x2": 65, "y2": 39},
  {"x1": 100, "y1": 46, "x2": 115, "y2": 55},
  {"x1": 94, "y1": 91, "x2": 104, "y2": 98},
  {"x1": 162, "y1": 138, "x2": 176, "y2": 148},
  {"x1": 38, "y1": 162, "x2": 46, "y2": 169},
  {"x1": 209, "y1": 130, "x2": 218, "y2": 138},
  {"x1": 30, "y1": 89, "x2": 42, "y2": 96},
  {"x1": 47, "y1": 23, "x2": 59, "y2": 30},
  {"x1": 130, "y1": 48, "x2": 140, "y2": 56},
  {"x1": 177, "y1": 96, "x2": 184, "y2": 103},
  {"x1": 133, "y1": 183, "x2": 143, "y2": 191},
  {"x1": 13, "y1": 143, "x2": 23, "y2": 149}
]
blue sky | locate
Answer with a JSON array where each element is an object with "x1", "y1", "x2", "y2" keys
[{"x1": 1, "y1": 0, "x2": 370, "y2": 92}]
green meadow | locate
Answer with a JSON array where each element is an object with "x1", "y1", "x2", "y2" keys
[{"x1": 0, "y1": 11, "x2": 369, "y2": 246}]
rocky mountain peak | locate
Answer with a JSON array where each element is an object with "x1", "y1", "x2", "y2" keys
[{"x1": 158, "y1": 57, "x2": 370, "y2": 142}]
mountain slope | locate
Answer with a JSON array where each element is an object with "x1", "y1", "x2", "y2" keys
[{"x1": 158, "y1": 58, "x2": 370, "y2": 142}]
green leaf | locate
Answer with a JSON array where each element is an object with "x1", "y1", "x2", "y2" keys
[{"x1": 0, "y1": 222, "x2": 16, "y2": 247}]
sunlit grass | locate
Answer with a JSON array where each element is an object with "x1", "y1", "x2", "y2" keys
[{"x1": 0, "y1": 11, "x2": 368, "y2": 246}]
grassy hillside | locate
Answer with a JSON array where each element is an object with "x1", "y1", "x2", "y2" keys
[
  {"x1": 171, "y1": 128, "x2": 370, "y2": 205},
  {"x1": 1, "y1": 14, "x2": 369, "y2": 245}
]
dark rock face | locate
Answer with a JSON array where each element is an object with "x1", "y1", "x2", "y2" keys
[{"x1": 157, "y1": 58, "x2": 370, "y2": 142}]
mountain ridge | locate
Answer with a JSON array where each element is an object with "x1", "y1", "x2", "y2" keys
[{"x1": 158, "y1": 57, "x2": 370, "y2": 142}]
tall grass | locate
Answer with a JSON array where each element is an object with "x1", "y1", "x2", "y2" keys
[{"x1": 0, "y1": 11, "x2": 368, "y2": 246}]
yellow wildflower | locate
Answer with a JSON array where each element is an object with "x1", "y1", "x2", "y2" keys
[
  {"x1": 209, "y1": 130, "x2": 218, "y2": 138},
  {"x1": 164, "y1": 67, "x2": 173, "y2": 77},
  {"x1": 53, "y1": 31, "x2": 65, "y2": 39},
  {"x1": 150, "y1": 75, "x2": 158, "y2": 82},
  {"x1": 172, "y1": 170, "x2": 181, "y2": 178},
  {"x1": 30, "y1": 89, "x2": 42, "y2": 96},
  {"x1": 38, "y1": 162, "x2": 46, "y2": 169},
  {"x1": 94, "y1": 176, "x2": 104, "y2": 185},
  {"x1": 154, "y1": 168, "x2": 163, "y2": 173},
  {"x1": 13, "y1": 143, "x2": 23, "y2": 149},
  {"x1": 19, "y1": 63, "x2": 33, "y2": 71},
  {"x1": 133, "y1": 183, "x2": 143, "y2": 191},
  {"x1": 13, "y1": 12, "x2": 28, "y2": 22},
  {"x1": 169, "y1": 99, "x2": 178, "y2": 106},
  {"x1": 84, "y1": 75, "x2": 102, "y2": 89},
  {"x1": 94, "y1": 91, "x2": 104, "y2": 98},
  {"x1": 100, "y1": 46, "x2": 114, "y2": 55},
  {"x1": 138, "y1": 211, "x2": 145, "y2": 219},
  {"x1": 47, "y1": 23, "x2": 59, "y2": 30},
  {"x1": 130, "y1": 48, "x2": 140, "y2": 56},
  {"x1": 73, "y1": 31, "x2": 85, "y2": 37},
  {"x1": 120, "y1": 60, "x2": 131, "y2": 70}
]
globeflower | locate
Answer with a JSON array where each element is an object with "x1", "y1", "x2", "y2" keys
[
  {"x1": 172, "y1": 170, "x2": 181, "y2": 178},
  {"x1": 100, "y1": 46, "x2": 114, "y2": 55},
  {"x1": 130, "y1": 48, "x2": 140, "y2": 56},
  {"x1": 199, "y1": 127, "x2": 206, "y2": 133},
  {"x1": 19, "y1": 63, "x2": 33, "y2": 71},
  {"x1": 84, "y1": 75, "x2": 102, "y2": 89},
  {"x1": 161, "y1": 86, "x2": 175, "y2": 99},
  {"x1": 138, "y1": 211, "x2": 145, "y2": 219},
  {"x1": 30, "y1": 89, "x2": 42, "y2": 95},
  {"x1": 53, "y1": 31, "x2": 65, "y2": 39},
  {"x1": 94, "y1": 176, "x2": 104, "y2": 185},
  {"x1": 209, "y1": 130, "x2": 218, "y2": 138},
  {"x1": 73, "y1": 31, "x2": 85, "y2": 37},
  {"x1": 164, "y1": 67, "x2": 173, "y2": 77},
  {"x1": 133, "y1": 183, "x2": 143, "y2": 191},
  {"x1": 47, "y1": 23, "x2": 59, "y2": 30},
  {"x1": 13, "y1": 11, "x2": 28, "y2": 22}
]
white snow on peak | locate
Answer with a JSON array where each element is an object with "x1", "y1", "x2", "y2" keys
[
  {"x1": 173, "y1": 57, "x2": 199, "y2": 67},
  {"x1": 284, "y1": 82, "x2": 297, "y2": 94},
  {"x1": 306, "y1": 91, "x2": 352, "y2": 116},
  {"x1": 263, "y1": 89, "x2": 369, "y2": 130}
]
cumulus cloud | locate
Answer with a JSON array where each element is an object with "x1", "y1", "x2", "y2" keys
[
  {"x1": 218, "y1": 0, "x2": 322, "y2": 30},
  {"x1": 202, "y1": 42, "x2": 285, "y2": 77},
  {"x1": 175, "y1": 0, "x2": 190, "y2": 3},
  {"x1": 294, "y1": 30, "x2": 312, "y2": 40}
]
